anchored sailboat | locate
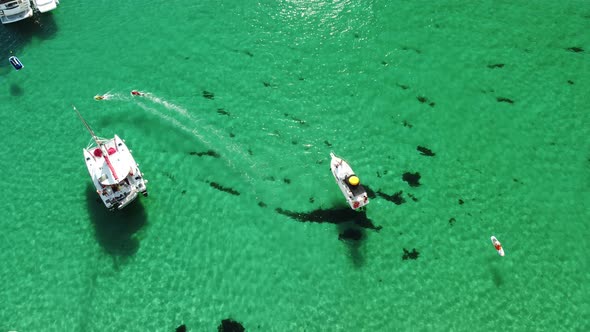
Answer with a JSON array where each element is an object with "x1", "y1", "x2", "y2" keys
[{"x1": 74, "y1": 106, "x2": 148, "y2": 210}]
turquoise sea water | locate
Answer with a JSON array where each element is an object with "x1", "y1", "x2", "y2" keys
[{"x1": 1, "y1": 1, "x2": 589, "y2": 331}]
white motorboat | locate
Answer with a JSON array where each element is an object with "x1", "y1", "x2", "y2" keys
[
  {"x1": 329, "y1": 152, "x2": 369, "y2": 210},
  {"x1": 74, "y1": 106, "x2": 148, "y2": 211},
  {"x1": 33, "y1": 0, "x2": 59, "y2": 13},
  {"x1": 0, "y1": 0, "x2": 33, "y2": 24}
]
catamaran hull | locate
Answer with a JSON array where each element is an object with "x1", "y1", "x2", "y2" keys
[{"x1": 83, "y1": 135, "x2": 148, "y2": 210}]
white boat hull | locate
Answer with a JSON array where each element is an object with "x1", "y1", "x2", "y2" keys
[
  {"x1": 0, "y1": 1, "x2": 33, "y2": 24},
  {"x1": 84, "y1": 135, "x2": 148, "y2": 210},
  {"x1": 35, "y1": 1, "x2": 57, "y2": 13},
  {"x1": 33, "y1": 0, "x2": 59, "y2": 12},
  {"x1": 330, "y1": 153, "x2": 369, "y2": 210}
]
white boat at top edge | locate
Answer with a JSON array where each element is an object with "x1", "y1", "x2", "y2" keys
[
  {"x1": 33, "y1": 0, "x2": 59, "y2": 13},
  {"x1": 74, "y1": 106, "x2": 148, "y2": 211},
  {"x1": 330, "y1": 152, "x2": 369, "y2": 210}
]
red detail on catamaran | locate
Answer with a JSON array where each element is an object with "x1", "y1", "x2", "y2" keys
[
  {"x1": 102, "y1": 148, "x2": 119, "y2": 181},
  {"x1": 93, "y1": 148, "x2": 103, "y2": 157}
]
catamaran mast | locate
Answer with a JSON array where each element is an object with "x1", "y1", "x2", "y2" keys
[
  {"x1": 73, "y1": 105, "x2": 120, "y2": 181},
  {"x1": 73, "y1": 105, "x2": 101, "y2": 147}
]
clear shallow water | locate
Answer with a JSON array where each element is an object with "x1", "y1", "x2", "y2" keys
[{"x1": 0, "y1": 1, "x2": 589, "y2": 331}]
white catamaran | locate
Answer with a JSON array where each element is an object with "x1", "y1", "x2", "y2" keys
[{"x1": 74, "y1": 106, "x2": 148, "y2": 211}]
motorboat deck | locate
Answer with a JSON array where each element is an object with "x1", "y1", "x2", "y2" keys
[{"x1": 329, "y1": 152, "x2": 369, "y2": 210}]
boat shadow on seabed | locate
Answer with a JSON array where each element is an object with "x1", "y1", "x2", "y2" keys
[
  {"x1": 275, "y1": 203, "x2": 380, "y2": 268},
  {"x1": 85, "y1": 184, "x2": 148, "y2": 259},
  {"x1": 337, "y1": 222, "x2": 366, "y2": 268}
]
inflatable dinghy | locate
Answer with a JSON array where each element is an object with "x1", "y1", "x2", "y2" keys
[{"x1": 9, "y1": 56, "x2": 24, "y2": 70}]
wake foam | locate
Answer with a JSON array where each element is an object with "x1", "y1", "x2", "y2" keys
[
  {"x1": 130, "y1": 90, "x2": 265, "y2": 189},
  {"x1": 135, "y1": 102, "x2": 209, "y2": 144}
]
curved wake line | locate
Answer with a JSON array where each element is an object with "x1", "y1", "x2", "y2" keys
[
  {"x1": 135, "y1": 102, "x2": 209, "y2": 144},
  {"x1": 141, "y1": 93, "x2": 191, "y2": 118},
  {"x1": 136, "y1": 100, "x2": 259, "y2": 185},
  {"x1": 128, "y1": 91, "x2": 273, "y2": 194},
  {"x1": 136, "y1": 91, "x2": 258, "y2": 171}
]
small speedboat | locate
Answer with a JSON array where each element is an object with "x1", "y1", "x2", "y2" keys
[
  {"x1": 9, "y1": 56, "x2": 23, "y2": 70},
  {"x1": 329, "y1": 152, "x2": 369, "y2": 210},
  {"x1": 491, "y1": 236, "x2": 505, "y2": 256}
]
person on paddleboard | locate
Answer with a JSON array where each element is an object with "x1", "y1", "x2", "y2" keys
[
  {"x1": 493, "y1": 241, "x2": 502, "y2": 251},
  {"x1": 94, "y1": 92, "x2": 113, "y2": 101},
  {"x1": 491, "y1": 236, "x2": 505, "y2": 256}
]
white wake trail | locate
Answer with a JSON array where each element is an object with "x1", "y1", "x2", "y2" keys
[
  {"x1": 140, "y1": 93, "x2": 191, "y2": 118},
  {"x1": 137, "y1": 91, "x2": 255, "y2": 166},
  {"x1": 133, "y1": 92, "x2": 263, "y2": 188},
  {"x1": 135, "y1": 102, "x2": 209, "y2": 144}
]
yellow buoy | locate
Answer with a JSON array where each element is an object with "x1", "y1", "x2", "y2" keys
[{"x1": 348, "y1": 175, "x2": 360, "y2": 186}]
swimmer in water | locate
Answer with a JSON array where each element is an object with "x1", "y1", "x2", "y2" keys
[{"x1": 131, "y1": 90, "x2": 145, "y2": 96}]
